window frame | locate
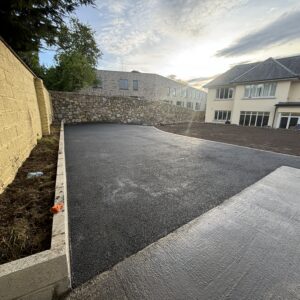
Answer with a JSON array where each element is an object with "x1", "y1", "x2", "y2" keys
[
  {"x1": 133, "y1": 80, "x2": 138, "y2": 91},
  {"x1": 239, "y1": 111, "x2": 270, "y2": 127},
  {"x1": 119, "y1": 79, "x2": 128, "y2": 90},
  {"x1": 244, "y1": 82, "x2": 276, "y2": 99},
  {"x1": 214, "y1": 110, "x2": 231, "y2": 121},
  {"x1": 215, "y1": 87, "x2": 234, "y2": 100}
]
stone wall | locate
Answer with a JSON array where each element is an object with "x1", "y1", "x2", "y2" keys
[
  {"x1": 51, "y1": 91, "x2": 205, "y2": 125},
  {"x1": 81, "y1": 70, "x2": 207, "y2": 112},
  {"x1": 0, "y1": 39, "x2": 52, "y2": 193}
]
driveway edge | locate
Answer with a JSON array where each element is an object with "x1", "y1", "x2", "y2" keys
[{"x1": 0, "y1": 121, "x2": 71, "y2": 300}]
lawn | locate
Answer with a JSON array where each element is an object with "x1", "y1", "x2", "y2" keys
[{"x1": 156, "y1": 122, "x2": 300, "y2": 156}]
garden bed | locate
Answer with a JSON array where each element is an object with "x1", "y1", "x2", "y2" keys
[
  {"x1": 0, "y1": 127, "x2": 59, "y2": 265},
  {"x1": 157, "y1": 122, "x2": 300, "y2": 156}
]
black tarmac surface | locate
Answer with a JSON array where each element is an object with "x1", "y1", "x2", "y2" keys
[
  {"x1": 65, "y1": 124, "x2": 300, "y2": 287},
  {"x1": 67, "y1": 167, "x2": 300, "y2": 300}
]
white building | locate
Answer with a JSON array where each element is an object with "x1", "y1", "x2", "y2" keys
[
  {"x1": 83, "y1": 70, "x2": 207, "y2": 111},
  {"x1": 204, "y1": 56, "x2": 300, "y2": 129}
]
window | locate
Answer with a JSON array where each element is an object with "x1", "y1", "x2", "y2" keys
[
  {"x1": 187, "y1": 102, "x2": 193, "y2": 109},
  {"x1": 176, "y1": 101, "x2": 184, "y2": 107},
  {"x1": 195, "y1": 102, "x2": 200, "y2": 110},
  {"x1": 173, "y1": 88, "x2": 176, "y2": 97},
  {"x1": 239, "y1": 111, "x2": 270, "y2": 127},
  {"x1": 244, "y1": 83, "x2": 276, "y2": 98},
  {"x1": 168, "y1": 87, "x2": 171, "y2": 95},
  {"x1": 279, "y1": 113, "x2": 300, "y2": 129},
  {"x1": 133, "y1": 80, "x2": 138, "y2": 90},
  {"x1": 214, "y1": 110, "x2": 231, "y2": 121},
  {"x1": 216, "y1": 87, "x2": 234, "y2": 100},
  {"x1": 119, "y1": 79, "x2": 128, "y2": 90}
]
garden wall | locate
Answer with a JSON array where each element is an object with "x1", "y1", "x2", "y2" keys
[
  {"x1": 0, "y1": 38, "x2": 52, "y2": 193},
  {"x1": 51, "y1": 91, "x2": 205, "y2": 125}
]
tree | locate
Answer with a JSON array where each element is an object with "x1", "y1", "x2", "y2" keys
[
  {"x1": 56, "y1": 18, "x2": 101, "y2": 66},
  {"x1": 44, "y1": 51, "x2": 96, "y2": 91},
  {"x1": 43, "y1": 17, "x2": 101, "y2": 91},
  {"x1": 0, "y1": 0, "x2": 94, "y2": 53}
]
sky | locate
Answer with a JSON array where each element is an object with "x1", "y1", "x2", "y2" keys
[{"x1": 39, "y1": 0, "x2": 300, "y2": 84}]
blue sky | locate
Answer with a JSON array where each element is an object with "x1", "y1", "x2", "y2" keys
[{"x1": 39, "y1": 0, "x2": 300, "y2": 81}]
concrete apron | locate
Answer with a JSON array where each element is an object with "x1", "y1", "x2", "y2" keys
[{"x1": 67, "y1": 166, "x2": 300, "y2": 300}]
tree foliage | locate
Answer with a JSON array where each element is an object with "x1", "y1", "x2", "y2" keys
[
  {"x1": 44, "y1": 18, "x2": 100, "y2": 91},
  {"x1": 0, "y1": 0, "x2": 101, "y2": 92},
  {"x1": 57, "y1": 18, "x2": 101, "y2": 66},
  {"x1": 0, "y1": 0, "x2": 94, "y2": 52},
  {"x1": 44, "y1": 51, "x2": 96, "y2": 91}
]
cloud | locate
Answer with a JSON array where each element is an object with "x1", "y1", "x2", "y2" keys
[
  {"x1": 216, "y1": 10, "x2": 300, "y2": 57},
  {"x1": 95, "y1": 0, "x2": 246, "y2": 57}
]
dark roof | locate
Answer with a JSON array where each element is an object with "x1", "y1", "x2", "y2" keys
[
  {"x1": 205, "y1": 55, "x2": 300, "y2": 88},
  {"x1": 275, "y1": 102, "x2": 300, "y2": 107}
]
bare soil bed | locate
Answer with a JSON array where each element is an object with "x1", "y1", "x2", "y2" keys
[
  {"x1": 0, "y1": 127, "x2": 59, "y2": 265},
  {"x1": 157, "y1": 122, "x2": 300, "y2": 156}
]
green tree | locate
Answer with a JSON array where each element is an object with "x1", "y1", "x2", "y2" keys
[
  {"x1": 44, "y1": 51, "x2": 96, "y2": 91},
  {"x1": 57, "y1": 18, "x2": 101, "y2": 66},
  {"x1": 0, "y1": 0, "x2": 94, "y2": 53},
  {"x1": 0, "y1": 0, "x2": 95, "y2": 74},
  {"x1": 44, "y1": 18, "x2": 101, "y2": 91}
]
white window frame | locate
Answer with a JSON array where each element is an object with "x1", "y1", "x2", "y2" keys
[
  {"x1": 277, "y1": 112, "x2": 300, "y2": 129},
  {"x1": 239, "y1": 111, "x2": 270, "y2": 127},
  {"x1": 216, "y1": 87, "x2": 234, "y2": 100},
  {"x1": 214, "y1": 110, "x2": 231, "y2": 121},
  {"x1": 244, "y1": 82, "x2": 276, "y2": 99}
]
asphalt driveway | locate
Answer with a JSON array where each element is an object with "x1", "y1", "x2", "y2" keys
[{"x1": 65, "y1": 124, "x2": 300, "y2": 287}]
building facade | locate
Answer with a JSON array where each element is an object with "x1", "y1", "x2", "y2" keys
[
  {"x1": 204, "y1": 56, "x2": 300, "y2": 129},
  {"x1": 83, "y1": 70, "x2": 207, "y2": 111}
]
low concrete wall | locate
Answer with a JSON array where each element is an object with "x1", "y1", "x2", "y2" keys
[
  {"x1": 0, "y1": 123, "x2": 70, "y2": 300},
  {"x1": 50, "y1": 91, "x2": 205, "y2": 125}
]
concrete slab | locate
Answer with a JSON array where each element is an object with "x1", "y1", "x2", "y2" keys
[
  {"x1": 64, "y1": 124, "x2": 300, "y2": 287},
  {"x1": 66, "y1": 166, "x2": 300, "y2": 300}
]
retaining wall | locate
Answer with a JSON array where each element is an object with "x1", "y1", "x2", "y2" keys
[
  {"x1": 0, "y1": 39, "x2": 52, "y2": 193},
  {"x1": 0, "y1": 123, "x2": 70, "y2": 300},
  {"x1": 51, "y1": 91, "x2": 205, "y2": 125}
]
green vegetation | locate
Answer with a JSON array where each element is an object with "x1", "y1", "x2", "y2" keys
[
  {"x1": 45, "y1": 51, "x2": 97, "y2": 91},
  {"x1": 0, "y1": 0, "x2": 101, "y2": 91},
  {"x1": 44, "y1": 18, "x2": 101, "y2": 91}
]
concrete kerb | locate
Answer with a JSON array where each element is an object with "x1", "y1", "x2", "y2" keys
[{"x1": 0, "y1": 121, "x2": 71, "y2": 300}]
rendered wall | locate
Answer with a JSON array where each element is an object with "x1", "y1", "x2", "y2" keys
[
  {"x1": 0, "y1": 39, "x2": 52, "y2": 193},
  {"x1": 51, "y1": 91, "x2": 205, "y2": 125},
  {"x1": 81, "y1": 70, "x2": 207, "y2": 111},
  {"x1": 205, "y1": 81, "x2": 295, "y2": 126},
  {"x1": 288, "y1": 82, "x2": 300, "y2": 101}
]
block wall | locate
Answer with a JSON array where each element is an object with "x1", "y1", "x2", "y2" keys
[{"x1": 0, "y1": 40, "x2": 52, "y2": 193}]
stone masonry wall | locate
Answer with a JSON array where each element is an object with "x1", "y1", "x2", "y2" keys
[
  {"x1": 0, "y1": 39, "x2": 52, "y2": 193},
  {"x1": 81, "y1": 70, "x2": 207, "y2": 112},
  {"x1": 51, "y1": 91, "x2": 205, "y2": 125}
]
